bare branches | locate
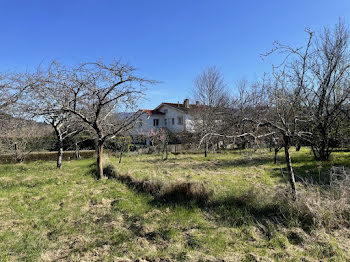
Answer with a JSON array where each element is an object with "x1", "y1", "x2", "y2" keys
[
  {"x1": 52, "y1": 60, "x2": 154, "y2": 178},
  {"x1": 191, "y1": 66, "x2": 231, "y2": 156},
  {"x1": 198, "y1": 131, "x2": 276, "y2": 148}
]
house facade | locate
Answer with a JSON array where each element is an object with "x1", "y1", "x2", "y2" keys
[{"x1": 131, "y1": 99, "x2": 200, "y2": 138}]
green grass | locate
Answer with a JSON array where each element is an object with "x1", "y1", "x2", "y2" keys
[
  {"x1": 0, "y1": 150, "x2": 95, "y2": 164},
  {"x1": 1, "y1": 148, "x2": 350, "y2": 261}
]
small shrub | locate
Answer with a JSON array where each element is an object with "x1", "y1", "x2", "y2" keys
[
  {"x1": 234, "y1": 188, "x2": 260, "y2": 208},
  {"x1": 135, "y1": 179, "x2": 163, "y2": 195},
  {"x1": 110, "y1": 167, "x2": 164, "y2": 196},
  {"x1": 286, "y1": 228, "x2": 306, "y2": 245},
  {"x1": 158, "y1": 181, "x2": 212, "y2": 205},
  {"x1": 103, "y1": 164, "x2": 118, "y2": 179},
  {"x1": 117, "y1": 173, "x2": 163, "y2": 195},
  {"x1": 117, "y1": 173, "x2": 135, "y2": 184}
]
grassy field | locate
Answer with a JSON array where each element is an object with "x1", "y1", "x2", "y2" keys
[{"x1": 1, "y1": 148, "x2": 350, "y2": 261}]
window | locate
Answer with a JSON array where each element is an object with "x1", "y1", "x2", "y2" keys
[
  {"x1": 172, "y1": 118, "x2": 175, "y2": 125},
  {"x1": 163, "y1": 109, "x2": 168, "y2": 114},
  {"x1": 164, "y1": 119, "x2": 167, "y2": 126},
  {"x1": 153, "y1": 119, "x2": 159, "y2": 126},
  {"x1": 138, "y1": 120, "x2": 143, "y2": 127},
  {"x1": 178, "y1": 116, "x2": 183, "y2": 125}
]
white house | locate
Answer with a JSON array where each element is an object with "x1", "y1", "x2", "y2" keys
[{"x1": 131, "y1": 99, "x2": 200, "y2": 139}]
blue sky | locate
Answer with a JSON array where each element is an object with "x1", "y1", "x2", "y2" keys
[{"x1": 0, "y1": 0, "x2": 349, "y2": 109}]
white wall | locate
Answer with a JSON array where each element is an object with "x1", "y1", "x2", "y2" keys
[
  {"x1": 131, "y1": 112, "x2": 165, "y2": 136},
  {"x1": 157, "y1": 105, "x2": 187, "y2": 133},
  {"x1": 131, "y1": 105, "x2": 197, "y2": 137}
]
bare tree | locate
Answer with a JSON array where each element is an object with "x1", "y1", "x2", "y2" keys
[
  {"x1": 217, "y1": 73, "x2": 307, "y2": 199},
  {"x1": 200, "y1": 32, "x2": 315, "y2": 199},
  {"x1": 148, "y1": 127, "x2": 169, "y2": 160},
  {"x1": 226, "y1": 78, "x2": 271, "y2": 151},
  {"x1": 58, "y1": 60, "x2": 154, "y2": 179},
  {"x1": 191, "y1": 66, "x2": 230, "y2": 157},
  {"x1": 219, "y1": 22, "x2": 350, "y2": 199},
  {"x1": 18, "y1": 63, "x2": 85, "y2": 169},
  {"x1": 307, "y1": 21, "x2": 350, "y2": 160},
  {"x1": 46, "y1": 114, "x2": 84, "y2": 168},
  {"x1": 114, "y1": 136, "x2": 132, "y2": 164},
  {"x1": 262, "y1": 20, "x2": 350, "y2": 163}
]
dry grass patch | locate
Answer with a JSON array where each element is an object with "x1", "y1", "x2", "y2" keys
[{"x1": 159, "y1": 181, "x2": 212, "y2": 205}]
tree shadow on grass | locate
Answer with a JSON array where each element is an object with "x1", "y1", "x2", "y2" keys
[
  {"x1": 86, "y1": 162, "x2": 101, "y2": 180},
  {"x1": 216, "y1": 155, "x2": 273, "y2": 167},
  {"x1": 146, "y1": 188, "x2": 295, "y2": 232},
  {"x1": 137, "y1": 155, "x2": 197, "y2": 164},
  {"x1": 199, "y1": 150, "x2": 350, "y2": 187},
  {"x1": 107, "y1": 164, "x2": 286, "y2": 228},
  {"x1": 293, "y1": 164, "x2": 331, "y2": 185},
  {"x1": 101, "y1": 162, "x2": 325, "y2": 234},
  {"x1": 186, "y1": 151, "x2": 285, "y2": 169},
  {"x1": 205, "y1": 194, "x2": 283, "y2": 226},
  {"x1": 290, "y1": 156, "x2": 350, "y2": 186}
]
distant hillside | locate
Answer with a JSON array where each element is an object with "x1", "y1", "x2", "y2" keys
[{"x1": 0, "y1": 112, "x2": 52, "y2": 138}]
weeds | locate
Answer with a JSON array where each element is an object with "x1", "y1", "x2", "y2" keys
[
  {"x1": 277, "y1": 176, "x2": 350, "y2": 230},
  {"x1": 159, "y1": 181, "x2": 212, "y2": 205}
]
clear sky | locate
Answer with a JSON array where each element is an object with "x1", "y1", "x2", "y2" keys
[{"x1": 1, "y1": 0, "x2": 349, "y2": 109}]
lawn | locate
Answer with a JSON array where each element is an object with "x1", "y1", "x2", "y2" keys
[{"x1": 1, "y1": 148, "x2": 350, "y2": 261}]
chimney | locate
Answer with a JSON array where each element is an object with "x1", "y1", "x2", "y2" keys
[
  {"x1": 184, "y1": 98, "x2": 189, "y2": 108},
  {"x1": 195, "y1": 101, "x2": 200, "y2": 106}
]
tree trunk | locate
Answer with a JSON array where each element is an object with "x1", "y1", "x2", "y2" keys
[
  {"x1": 314, "y1": 146, "x2": 331, "y2": 161},
  {"x1": 75, "y1": 142, "x2": 81, "y2": 159},
  {"x1": 57, "y1": 138, "x2": 63, "y2": 169},
  {"x1": 242, "y1": 140, "x2": 247, "y2": 150},
  {"x1": 165, "y1": 142, "x2": 168, "y2": 160},
  {"x1": 204, "y1": 138, "x2": 208, "y2": 158},
  {"x1": 296, "y1": 143, "x2": 301, "y2": 151},
  {"x1": 312, "y1": 128, "x2": 331, "y2": 161},
  {"x1": 54, "y1": 127, "x2": 63, "y2": 169},
  {"x1": 274, "y1": 147, "x2": 279, "y2": 164},
  {"x1": 283, "y1": 135, "x2": 297, "y2": 200},
  {"x1": 14, "y1": 143, "x2": 20, "y2": 162},
  {"x1": 119, "y1": 147, "x2": 123, "y2": 164},
  {"x1": 97, "y1": 140, "x2": 104, "y2": 179},
  {"x1": 311, "y1": 145, "x2": 317, "y2": 159}
]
